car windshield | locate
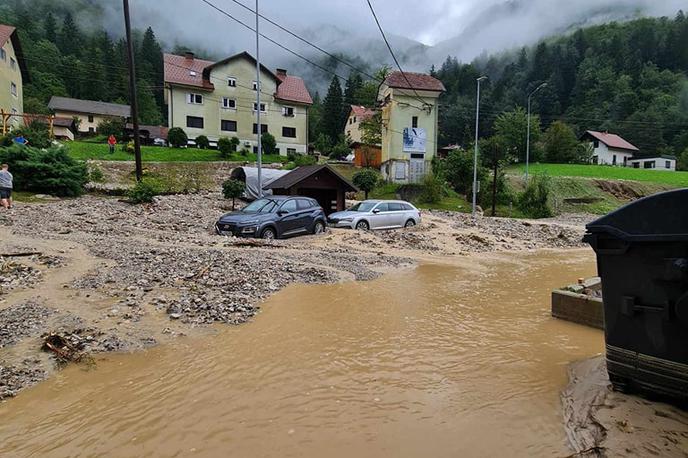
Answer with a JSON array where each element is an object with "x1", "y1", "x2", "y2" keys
[
  {"x1": 242, "y1": 198, "x2": 279, "y2": 213},
  {"x1": 348, "y1": 202, "x2": 378, "y2": 212}
]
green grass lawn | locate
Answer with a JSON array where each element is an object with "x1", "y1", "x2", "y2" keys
[
  {"x1": 65, "y1": 140, "x2": 287, "y2": 164},
  {"x1": 506, "y1": 163, "x2": 688, "y2": 187}
]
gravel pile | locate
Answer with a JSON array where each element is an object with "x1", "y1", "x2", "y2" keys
[
  {"x1": 0, "y1": 259, "x2": 42, "y2": 294},
  {"x1": 0, "y1": 302, "x2": 55, "y2": 348},
  {"x1": 0, "y1": 359, "x2": 46, "y2": 401}
]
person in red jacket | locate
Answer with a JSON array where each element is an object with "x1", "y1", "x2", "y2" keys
[{"x1": 107, "y1": 134, "x2": 117, "y2": 154}]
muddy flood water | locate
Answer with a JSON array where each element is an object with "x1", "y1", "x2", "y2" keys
[{"x1": 0, "y1": 250, "x2": 603, "y2": 457}]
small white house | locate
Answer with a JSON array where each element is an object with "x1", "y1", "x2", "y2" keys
[
  {"x1": 581, "y1": 130, "x2": 638, "y2": 166},
  {"x1": 629, "y1": 155, "x2": 677, "y2": 171}
]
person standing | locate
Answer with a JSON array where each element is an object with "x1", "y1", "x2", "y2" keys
[
  {"x1": 0, "y1": 164, "x2": 13, "y2": 210},
  {"x1": 108, "y1": 134, "x2": 117, "y2": 154}
]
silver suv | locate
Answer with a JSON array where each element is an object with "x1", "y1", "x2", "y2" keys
[{"x1": 327, "y1": 200, "x2": 421, "y2": 231}]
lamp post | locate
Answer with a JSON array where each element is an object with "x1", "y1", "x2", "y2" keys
[
  {"x1": 525, "y1": 82, "x2": 547, "y2": 182},
  {"x1": 255, "y1": 0, "x2": 263, "y2": 197},
  {"x1": 472, "y1": 76, "x2": 488, "y2": 218}
]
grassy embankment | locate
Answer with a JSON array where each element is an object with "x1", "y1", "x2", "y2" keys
[{"x1": 66, "y1": 140, "x2": 287, "y2": 164}]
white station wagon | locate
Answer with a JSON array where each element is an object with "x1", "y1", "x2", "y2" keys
[{"x1": 327, "y1": 200, "x2": 421, "y2": 231}]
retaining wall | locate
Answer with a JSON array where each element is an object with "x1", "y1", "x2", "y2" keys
[{"x1": 551, "y1": 290, "x2": 604, "y2": 329}]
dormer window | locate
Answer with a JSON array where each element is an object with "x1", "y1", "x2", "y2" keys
[
  {"x1": 228, "y1": 77, "x2": 236, "y2": 87},
  {"x1": 188, "y1": 93, "x2": 203, "y2": 104}
]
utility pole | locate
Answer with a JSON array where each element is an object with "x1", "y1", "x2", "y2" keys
[
  {"x1": 525, "y1": 82, "x2": 547, "y2": 182},
  {"x1": 472, "y1": 76, "x2": 488, "y2": 218},
  {"x1": 255, "y1": 0, "x2": 263, "y2": 198},
  {"x1": 123, "y1": 0, "x2": 143, "y2": 182}
]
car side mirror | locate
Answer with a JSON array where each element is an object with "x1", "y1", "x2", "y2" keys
[{"x1": 372, "y1": 209, "x2": 380, "y2": 214}]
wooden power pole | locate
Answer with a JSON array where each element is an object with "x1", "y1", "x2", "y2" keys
[{"x1": 123, "y1": 0, "x2": 143, "y2": 181}]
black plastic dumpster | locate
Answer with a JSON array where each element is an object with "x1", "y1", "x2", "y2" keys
[{"x1": 583, "y1": 189, "x2": 688, "y2": 402}]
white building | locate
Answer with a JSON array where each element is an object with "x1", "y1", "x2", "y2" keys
[
  {"x1": 629, "y1": 155, "x2": 677, "y2": 171},
  {"x1": 581, "y1": 130, "x2": 638, "y2": 166}
]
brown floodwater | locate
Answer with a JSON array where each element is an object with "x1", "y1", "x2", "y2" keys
[{"x1": 0, "y1": 250, "x2": 603, "y2": 457}]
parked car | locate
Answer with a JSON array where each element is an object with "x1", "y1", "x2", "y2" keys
[
  {"x1": 215, "y1": 195, "x2": 326, "y2": 239},
  {"x1": 152, "y1": 137, "x2": 167, "y2": 147},
  {"x1": 328, "y1": 200, "x2": 421, "y2": 231}
]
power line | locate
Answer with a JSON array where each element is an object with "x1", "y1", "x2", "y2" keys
[{"x1": 364, "y1": 0, "x2": 429, "y2": 109}]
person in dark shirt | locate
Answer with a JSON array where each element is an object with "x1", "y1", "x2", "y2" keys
[{"x1": 0, "y1": 163, "x2": 13, "y2": 210}]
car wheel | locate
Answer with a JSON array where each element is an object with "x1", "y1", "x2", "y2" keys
[
  {"x1": 404, "y1": 219, "x2": 416, "y2": 228},
  {"x1": 261, "y1": 227, "x2": 276, "y2": 240},
  {"x1": 313, "y1": 220, "x2": 325, "y2": 235},
  {"x1": 355, "y1": 220, "x2": 369, "y2": 231}
]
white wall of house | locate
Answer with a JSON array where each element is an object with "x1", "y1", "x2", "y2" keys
[
  {"x1": 629, "y1": 157, "x2": 676, "y2": 171},
  {"x1": 589, "y1": 142, "x2": 634, "y2": 166},
  {"x1": 52, "y1": 110, "x2": 116, "y2": 134},
  {"x1": 346, "y1": 113, "x2": 364, "y2": 143}
]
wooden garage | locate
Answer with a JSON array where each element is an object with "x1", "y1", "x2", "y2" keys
[{"x1": 263, "y1": 164, "x2": 358, "y2": 215}]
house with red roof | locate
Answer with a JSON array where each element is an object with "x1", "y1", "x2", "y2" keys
[
  {"x1": 345, "y1": 105, "x2": 376, "y2": 144},
  {"x1": 163, "y1": 51, "x2": 312, "y2": 155},
  {"x1": 0, "y1": 24, "x2": 29, "y2": 132},
  {"x1": 580, "y1": 130, "x2": 639, "y2": 166},
  {"x1": 377, "y1": 71, "x2": 445, "y2": 183}
]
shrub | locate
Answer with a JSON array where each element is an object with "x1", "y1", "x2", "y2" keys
[
  {"x1": 294, "y1": 154, "x2": 316, "y2": 166},
  {"x1": 329, "y1": 140, "x2": 350, "y2": 160},
  {"x1": 419, "y1": 172, "x2": 445, "y2": 204},
  {"x1": 222, "y1": 178, "x2": 245, "y2": 209},
  {"x1": 195, "y1": 135, "x2": 209, "y2": 149},
  {"x1": 89, "y1": 165, "x2": 105, "y2": 183},
  {"x1": 518, "y1": 174, "x2": 553, "y2": 218},
  {"x1": 352, "y1": 168, "x2": 380, "y2": 199},
  {"x1": 261, "y1": 132, "x2": 277, "y2": 155},
  {"x1": 0, "y1": 135, "x2": 13, "y2": 147},
  {"x1": 127, "y1": 180, "x2": 159, "y2": 204},
  {"x1": 677, "y1": 147, "x2": 688, "y2": 171},
  {"x1": 0, "y1": 144, "x2": 88, "y2": 196},
  {"x1": 168, "y1": 127, "x2": 188, "y2": 148},
  {"x1": 240, "y1": 148, "x2": 250, "y2": 156},
  {"x1": 444, "y1": 147, "x2": 487, "y2": 197},
  {"x1": 217, "y1": 136, "x2": 240, "y2": 158},
  {"x1": 122, "y1": 141, "x2": 135, "y2": 154},
  {"x1": 11, "y1": 120, "x2": 52, "y2": 148},
  {"x1": 97, "y1": 118, "x2": 125, "y2": 138}
]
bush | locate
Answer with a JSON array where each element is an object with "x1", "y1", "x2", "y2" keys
[
  {"x1": 329, "y1": 140, "x2": 350, "y2": 160},
  {"x1": 478, "y1": 171, "x2": 514, "y2": 209},
  {"x1": 352, "y1": 168, "x2": 380, "y2": 199},
  {"x1": 11, "y1": 120, "x2": 52, "y2": 148},
  {"x1": 0, "y1": 135, "x2": 13, "y2": 147},
  {"x1": 294, "y1": 154, "x2": 316, "y2": 166},
  {"x1": 261, "y1": 132, "x2": 277, "y2": 155},
  {"x1": 0, "y1": 144, "x2": 88, "y2": 197},
  {"x1": 240, "y1": 148, "x2": 250, "y2": 156},
  {"x1": 419, "y1": 172, "x2": 446, "y2": 204},
  {"x1": 195, "y1": 135, "x2": 210, "y2": 149},
  {"x1": 222, "y1": 178, "x2": 245, "y2": 209},
  {"x1": 517, "y1": 174, "x2": 553, "y2": 218},
  {"x1": 218, "y1": 136, "x2": 240, "y2": 158},
  {"x1": 89, "y1": 165, "x2": 105, "y2": 183},
  {"x1": 127, "y1": 180, "x2": 159, "y2": 204},
  {"x1": 444, "y1": 147, "x2": 487, "y2": 197},
  {"x1": 677, "y1": 147, "x2": 688, "y2": 171},
  {"x1": 122, "y1": 141, "x2": 135, "y2": 154},
  {"x1": 97, "y1": 118, "x2": 125, "y2": 138},
  {"x1": 168, "y1": 127, "x2": 188, "y2": 148}
]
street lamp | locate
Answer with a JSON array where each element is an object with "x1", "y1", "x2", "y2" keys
[
  {"x1": 525, "y1": 82, "x2": 547, "y2": 182},
  {"x1": 472, "y1": 76, "x2": 488, "y2": 218}
]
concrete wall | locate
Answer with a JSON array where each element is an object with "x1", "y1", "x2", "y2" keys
[
  {"x1": 551, "y1": 290, "x2": 604, "y2": 329},
  {"x1": 0, "y1": 36, "x2": 23, "y2": 129},
  {"x1": 167, "y1": 56, "x2": 308, "y2": 155}
]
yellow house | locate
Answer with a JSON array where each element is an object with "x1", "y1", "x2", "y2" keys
[
  {"x1": 345, "y1": 105, "x2": 376, "y2": 144},
  {"x1": 164, "y1": 51, "x2": 312, "y2": 155},
  {"x1": 48, "y1": 96, "x2": 131, "y2": 135},
  {"x1": 378, "y1": 71, "x2": 444, "y2": 183},
  {"x1": 0, "y1": 24, "x2": 29, "y2": 131}
]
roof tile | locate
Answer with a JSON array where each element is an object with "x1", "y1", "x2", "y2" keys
[
  {"x1": 585, "y1": 130, "x2": 639, "y2": 151},
  {"x1": 384, "y1": 71, "x2": 445, "y2": 92}
]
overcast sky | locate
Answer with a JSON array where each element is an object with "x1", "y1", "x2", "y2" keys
[{"x1": 104, "y1": 0, "x2": 687, "y2": 67}]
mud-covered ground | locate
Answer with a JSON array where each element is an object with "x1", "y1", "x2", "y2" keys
[{"x1": 0, "y1": 193, "x2": 590, "y2": 401}]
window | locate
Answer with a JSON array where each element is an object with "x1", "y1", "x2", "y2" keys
[
  {"x1": 252, "y1": 123, "x2": 268, "y2": 134},
  {"x1": 591, "y1": 155, "x2": 598, "y2": 164},
  {"x1": 633, "y1": 162, "x2": 640, "y2": 168},
  {"x1": 253, "y1": 102, "x2": 266, "y2": 112},
  {"x1": 221, "y1": 120, "x2": 237, "y2": 132},
  {"x1": 375, "y1": 203, "x2": 390, "y2": 212},
  {"x1": 402, "y1": 203, "x2": 414, "y2": 211},
  {"x1": 623, "y1": 156, "x2": 628, "y2": 166},
  {"x1": 643, "y1": 161, "x2": 655, "y2": 169},
  {"x1": 349, "y1": 118, "x2": 353, "y2": 125},
  {"x1": 0, "y1": 48, "x2": 5, "y2": 61},
  {"x1": 221, "y1": 97, "x2": 236, "y2": 109},
  {"x1": 353, "y1": 116, "x2": 357, "y2": 123},
  {"x1": 88, "y1": 115, "x2": 94, "y2": 123},
  {"x1": 227, "y1": 77, "x2": 236, "y2": 87},
  {"x1": 593, "y1": 140, "x2": 599, "y2": 148},
  {"x1": 10, "y1": 57, "x2": 16, "y2": 70},
  {"x1": 252, "y1": 81, "x2": 260, "y2": 91},
  {"x1": 10, "y1": 82, "x2": 17, "y2": 96},
  {"x1": 282, "y1": 127, "x2": 296, "y2": 138},
  {"x1": 186, "y1": 116, "x2": 204, "y2": 129},
  {"x1": 188, "y1": 93, "x2": 203, "y2": 104},
  {"x1": 412, "y1": 116, "x2": 418, "y2": 128},
  {"x1": 666, "y1": 161, "x2": 671, "y2": 169},
  {"x1": 296, "y1": 199, "x2": 313, "y2": 210},
  {"x1": 282, "y1": 106, "x2": 294, "y2": 117},
  {"x1": 389, "y1": 203, "x2": 404, "y2": 211},
  {"x1": 287, "y1": 148, "x2": 296, "y2": 155},
  {"x1": 88, "y1": 127, "x2": 95, "y2": 133},
  {"x1": 612, "y1": 154, "x2": 617, "y2": 165},
  {"x1": 279, "y1": 199, "x2": 298, "y2": 214}
]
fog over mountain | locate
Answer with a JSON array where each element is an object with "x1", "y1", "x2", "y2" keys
[{"x1": 99, "y1": 0, "x2": 686, "y2": 88}]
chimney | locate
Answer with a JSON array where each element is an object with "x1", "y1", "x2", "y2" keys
[
  {"x1": 184, "y1": 51, "x2": 195, "y2": 60},
  {"x1": 276, "y1": 68, "x2": 287, "y2": 76}
]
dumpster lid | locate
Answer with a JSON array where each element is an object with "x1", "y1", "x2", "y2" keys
[{"x1": 585, "y1": 189, "x2": 688, "y2": 242}]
